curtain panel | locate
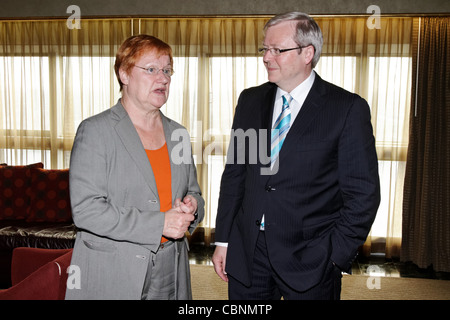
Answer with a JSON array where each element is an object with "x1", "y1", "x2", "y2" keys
[
  {"x1": 0, "y1": 16, "x2": 416, "y2": 252},
  {"x1": 402, "y1": 17, "x2": 450, "y2": 272}
]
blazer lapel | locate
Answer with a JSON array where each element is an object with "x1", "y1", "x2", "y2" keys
[
  {"x1": 261, "y1": 84, "x2": 277, "y2": 131},
  {"x1": 161, "y1": 112, "x2": 182, "y2": 203},
  {"x1": 112, "y1": 102, "x2": 159, "y2": 200},
  {"x1": 276, "y1": 73, "x2": 327, "y2": 168},
  {"x1": 260, "y1": 84, "x2": 277, "y2": 179}
]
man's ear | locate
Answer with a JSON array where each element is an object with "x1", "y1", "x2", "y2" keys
[{"x1": 303, "y1": 45, "x2": 315, "y2": 66}]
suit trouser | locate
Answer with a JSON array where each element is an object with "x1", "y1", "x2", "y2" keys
[
  {"x1": 228, "y1": 231, "x2": 342, "y2": 300},
  {"x1": 141, "y1": 241, "x2": 176, "y2": 300}
]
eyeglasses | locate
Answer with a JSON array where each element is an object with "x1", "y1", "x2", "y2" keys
[
  {"x1": 258, "y1": 46, "x2": 309, "y2": 56},
  {"x1": 134, "y1": 65, "x2": 174, "y2": 77}
]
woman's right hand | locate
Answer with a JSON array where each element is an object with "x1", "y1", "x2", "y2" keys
[{"x1": 162, "y1": 205, "x2": 195, "y2": 239}]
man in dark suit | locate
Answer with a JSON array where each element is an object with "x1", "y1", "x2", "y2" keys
[{"x1": 212, "y1": 12, "x2": 380, "y2": 300}]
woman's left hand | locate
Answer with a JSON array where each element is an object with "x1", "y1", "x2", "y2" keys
[{"x1": 175, "y1": 195, "x2": 198, "y2": 217}]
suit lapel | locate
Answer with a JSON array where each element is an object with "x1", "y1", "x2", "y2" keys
[
  {"x1": 261, "y1": 84, "x2": 277, "y2": 131},
  {"x1": 275, "y1": 74, "x2": 328, "y2": 169},
  {"x1": 112, "y1": 102, "x2": 159, "y2": 200},
  {"x1": 260, "y1": 84, "x2": 277, "y2": 180},
  {"x1": 161, "y1": 112, "x2": 182, "y2": 203}
]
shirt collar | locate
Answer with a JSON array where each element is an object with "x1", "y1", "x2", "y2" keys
[{"x1": 276, "y1": 71, "x2": 316, "y2": 103}]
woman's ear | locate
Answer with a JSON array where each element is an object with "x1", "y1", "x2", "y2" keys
[{"x1": 119, "y1": 68, "x2": 129, "y2": 87}]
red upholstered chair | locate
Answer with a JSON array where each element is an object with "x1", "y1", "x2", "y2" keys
[{"x1": 0, "y1": 247, "x2": 73, "y2": 300}]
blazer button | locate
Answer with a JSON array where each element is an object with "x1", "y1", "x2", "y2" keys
[
  {"x1": 255, "y1": 220, "x2": 261, "y2": 226},
  {"x1": 265, "y1": 185, "x2": 275, "y2": 192}
]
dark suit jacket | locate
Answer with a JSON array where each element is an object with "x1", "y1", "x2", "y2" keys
[{"x1": 215, "y1": 73, "x2": 380, "y2": 292}]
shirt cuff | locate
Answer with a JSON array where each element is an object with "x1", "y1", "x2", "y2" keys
[{"x1": 214, "y1": 242, "x2": 228, "y2": 247}]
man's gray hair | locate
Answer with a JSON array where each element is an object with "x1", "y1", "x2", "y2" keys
[{"x1": 264, "y1": 12, "x2": 323, "y2": 68}]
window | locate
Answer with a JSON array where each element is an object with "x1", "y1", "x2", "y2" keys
[
  {"x1": 0, "y1": 17, "x2": 416, "y2": 253},
  {"x1": 368, "y1": 56, "x2": 411, "y2": 246},
  {"x1": 57, "y1": 56, "x2": 120, "y2": 129},
  {"x1": 1, "y1": 56, "x2": 50, "y2": 166}
]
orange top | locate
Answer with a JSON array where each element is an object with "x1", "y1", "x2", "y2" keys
[{"x1": 146, "y1": 143, "x2": 172, "y2": 243}]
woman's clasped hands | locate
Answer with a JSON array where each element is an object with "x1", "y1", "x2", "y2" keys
[{"x1": 163, "y1": 195, "x2": 198, "y2": 239}]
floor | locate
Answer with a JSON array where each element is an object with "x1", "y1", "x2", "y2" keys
[{"x1": 188, "y1": 244, "x2": 450, "y2": 281}]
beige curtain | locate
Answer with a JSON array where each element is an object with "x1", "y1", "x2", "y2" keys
[
  {"x1": 0, "y1": 19, "x2": 131, "y2": 168},
  {"x1": 0, "y1": 16, "x2": 415, "y2": 251}
]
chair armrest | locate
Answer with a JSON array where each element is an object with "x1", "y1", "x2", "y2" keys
[
  {"x1": 11, "y1": 247, "x2": 72, "y2": 285},
  {"x1": 0, "y1": 249, "x2": 73, "y2": 300}
]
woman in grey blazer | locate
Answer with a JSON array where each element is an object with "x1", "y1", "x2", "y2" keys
[{"x1": 65, "y1": 35, "x2": 204, "y2": 300}]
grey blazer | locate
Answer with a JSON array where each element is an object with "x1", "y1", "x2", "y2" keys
[{"x1": 65, "y1": 100, "x2": 204, "y2": 300}]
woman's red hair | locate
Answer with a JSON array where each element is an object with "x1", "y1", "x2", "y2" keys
[{"x1": 114, "y1": 35, "x2": 173, "y2": 91}]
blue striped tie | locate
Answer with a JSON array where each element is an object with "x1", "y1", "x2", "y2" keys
[{"x1": 271, "y1": 94, "x2": 292, "y2": 167}]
